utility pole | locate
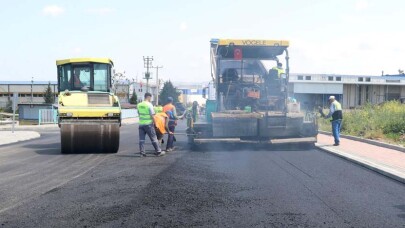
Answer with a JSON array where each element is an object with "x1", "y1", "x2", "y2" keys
[
  {"x1": 31, "y1": 76, "x2": 34, "y2": 104},
  {"x1": 153, "y1": 65, "x2": 163, "y2": 105},
  {"x1": 143, "y1": 56, "x2": 153, "y2": 92}
]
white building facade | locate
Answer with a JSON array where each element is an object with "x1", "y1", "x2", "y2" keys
[
  {"x1": 0, "y1": 81, "x2": 58, "y2": 108},
  {"x1": 289, "y1": 74, "x2": 405, "y2": 109}
]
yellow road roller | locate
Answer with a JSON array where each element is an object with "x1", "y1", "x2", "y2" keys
[{"x1": 56, "y1": 58, "x2": 121, "y2": 153}]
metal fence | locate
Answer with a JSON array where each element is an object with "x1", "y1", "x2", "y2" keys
[{"x1": 39, "y1": 109, "x2": 58, "y2": 125}]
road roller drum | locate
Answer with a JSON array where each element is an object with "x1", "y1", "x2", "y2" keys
[{"x1": 60, "y1": 121, "x2": 120, "y2": 153}]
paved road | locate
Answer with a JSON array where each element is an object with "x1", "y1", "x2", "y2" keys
[{"x1": 0, "y1": 124, "x2": 405, "y2": 227}]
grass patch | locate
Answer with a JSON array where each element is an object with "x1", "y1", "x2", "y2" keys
[
  {"x1": 319, "y1": 101, "x2": 405, "y2": 146},
  {"x1": 19, "y1": 120, "x2": 38, "y2": 125}
]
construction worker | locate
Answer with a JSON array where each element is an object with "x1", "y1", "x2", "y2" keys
[
  {"x1": 163, "y1": 97, "x2": 179, "y2": 152},
  {"x1": 69, "y1": 69, "x2": 83, "y2": 89},
  {"x1": 271, "y1": 62, "x2": 285, "y2": 78},
  {"x1": 182, "y1": 101, "x2": 199, "y2": 131},
  {"x1": 153, "y1": 106, "x2": 173, "y2": 145},
  {"x1": 137, "y1": 92, "x2": 165, "y2": 157},
  {"x1": 324, "y1": 96, "x2": 343, "y2": 146}
]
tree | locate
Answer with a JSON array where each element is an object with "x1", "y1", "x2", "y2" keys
[
  {"x1": 129, "y1": 89, "x2": 138, "y2": 104},
  {"x1": 43, "y1": 82, "x2": 55, "y2": 104},
  {"x1": 159, "y1": 80, "x2": 180, "y2": 105},
  {"x1": 4, "y1": 99, "x2": 13, "y2": 113}
]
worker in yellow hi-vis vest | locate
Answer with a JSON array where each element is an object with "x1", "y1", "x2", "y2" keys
[
  {"x1": 137, "y1": 92, "x2": 164, "y2": 157},
  {"x1": 271, "y1": 62, "x2": 285, "y2": 78}
]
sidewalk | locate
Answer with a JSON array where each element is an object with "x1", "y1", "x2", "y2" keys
[
  {"x1": 316, "y1": 134, "x2": 405, "y2": 183},
  {"x1": 0, "y1": 131, "x2": 40, "y2": 146}
]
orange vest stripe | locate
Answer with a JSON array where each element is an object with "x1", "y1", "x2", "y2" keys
[
  {"x1": 154, "y1": 113, "x2": 167, "y2": 134},
  {"x1": 163, "y1": 104, "x2": 175, "y2": 113}
]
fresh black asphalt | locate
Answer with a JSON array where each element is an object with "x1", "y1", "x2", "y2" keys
[{"x1": 0, "y1": 123, "x2": 404, "y2": 227}]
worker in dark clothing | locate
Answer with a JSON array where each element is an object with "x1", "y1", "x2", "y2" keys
[
  {"x1": 322, "y1": 96, "x2": 343, "y2": 146},
  {"x1": 182, "y1": 101, "x2": 199, "y2": 131},
  {"x1": 163, "y1": 97, "x2": 179, "y2": 152}
]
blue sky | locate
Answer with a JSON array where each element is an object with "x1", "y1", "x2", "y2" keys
[{"x1": 1, "y1": 0, "x2": 404, "y2": 83}]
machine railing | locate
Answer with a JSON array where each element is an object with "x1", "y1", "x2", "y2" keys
[{"x1": 210, "y1": 47, "x2": 217, "y2": 82}]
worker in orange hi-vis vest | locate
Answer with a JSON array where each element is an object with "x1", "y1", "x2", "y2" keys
[
  {"x1": 153, "y1": 106, "x2": 173, "y2": 144},
  {"x1": 163, "y1": 97, "x2": 179, "y2": 152}
]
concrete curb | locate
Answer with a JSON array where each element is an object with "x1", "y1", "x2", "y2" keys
[
  {"x1": 0, "y1": 131, "x2": 41, "y2": 146},
  {"x1": 316, "y1": 144, "x2": 405, "y2": 184},
  {"x1": 319, "y1": 130, "x2": 405, "y2": 153}
]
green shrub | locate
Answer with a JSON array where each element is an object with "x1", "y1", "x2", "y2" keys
[{"x1": 319, "y1": 101, "x2": 405, "y2": 145}]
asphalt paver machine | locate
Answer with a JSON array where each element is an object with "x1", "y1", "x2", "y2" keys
[
  {"x1": 56, "y1": 58, "x2": 121, "y2": 153},
  {"x1": 188, "y1": 39, "x2": 318, "y2": 147}
]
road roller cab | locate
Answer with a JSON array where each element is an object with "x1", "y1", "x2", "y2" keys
[{"x1": 56, "y1": 58, "x2": 121, "y2": 153}]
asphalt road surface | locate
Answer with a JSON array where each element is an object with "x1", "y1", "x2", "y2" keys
[{"x1": 0, "y1": 123, "x2": 405, "y2": 227}]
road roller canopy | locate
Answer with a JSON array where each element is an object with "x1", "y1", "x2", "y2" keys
[
  {"x1": 212, "y1": 39, "x2": 289, "y2": 60},
  {"x1": 56, "y1": 58, "x2": 114, "y2": 92}
]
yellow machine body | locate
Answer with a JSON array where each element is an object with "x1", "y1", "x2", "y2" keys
[{"x1": 56, "y1": 58, "x2": 121, "y2": 153}]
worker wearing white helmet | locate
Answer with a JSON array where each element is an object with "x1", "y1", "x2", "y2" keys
[{"x1": 324, "y1": 96, "x2": 343, "y2": 146}]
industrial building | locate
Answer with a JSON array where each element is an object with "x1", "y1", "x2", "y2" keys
[
  {"x1": 0, "y1": 81, "x2": 58, "y2": 108},
  {"x1": 289, "y1": 74, "x2": 405, "y2": 110},
  {"x1": 2, "y1": 74, "x2": 405, "y2": 110},
  {"x1": 176, "y1": 83, "x2": 206, "y2": 106},
  {"x1": 116, "y1": 82, "x2": 157, "y2": 104}
]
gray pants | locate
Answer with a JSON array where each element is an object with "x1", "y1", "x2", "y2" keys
[{"x1": 139, "y1": 124, "x2": 162, "y2": 153}]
